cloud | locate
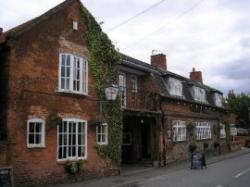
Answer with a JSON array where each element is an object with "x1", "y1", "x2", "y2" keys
[{"x1": 0, "y1": 0, "x2": 249, "y2": 95}]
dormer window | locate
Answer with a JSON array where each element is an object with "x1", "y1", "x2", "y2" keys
[
  {"x1": 166, "y1": 77, "x2": 183, "y2": 97},
  {"x1": 192, "y1": 86, "x2": 207, "y2": 103},
  {"x1": 214, "y1": 93, "x2": 223, "y2": 107}
]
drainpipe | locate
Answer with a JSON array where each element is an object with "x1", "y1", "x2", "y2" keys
[{"x1": 160, "y1": 98, "x2": 167, "y2": 166}]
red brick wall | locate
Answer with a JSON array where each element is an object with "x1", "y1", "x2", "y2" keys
[
  {"x1": 5, "y1": 1, "x2": 110, "y2": 186},
  {"x1": 0, "y1": 142, "x2": 7, "y2": 166}
]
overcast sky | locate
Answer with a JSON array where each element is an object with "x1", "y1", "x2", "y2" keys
[{"x1": 1, "y1": 0, "x2": 250, "y2": 95}]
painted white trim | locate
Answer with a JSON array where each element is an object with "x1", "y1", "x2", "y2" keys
[
  {"x1": 58, "y1": 53, "x2": 88, "y2": 95},
  {"x1": 196, "y1": 122, "x2": 212, "y2": 140},
  {"x1": 27, "y1": 118, "x2": 45, "y2": 148},
  {"x1": 57, "y1": 118, "x2": 88, "y2": 161},
  {"x1": 96, "y1": 123, "x2": 108, "y2": 145},
  {"x1": 172, "y1": 120, "x2": 186, "y2": 142}
]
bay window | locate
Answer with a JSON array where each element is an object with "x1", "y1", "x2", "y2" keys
[
  {"x1": 57, "y1": 118, "x2": 87, "y2": 160},
  {"x1": 59, "y1": 53, "x2": 88, "y2": 95}
]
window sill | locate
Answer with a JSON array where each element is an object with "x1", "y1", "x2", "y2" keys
[
  {"x1": 27, "y1": 145, "x2": 46, "y2": 149},
  {"x1": 172, "y1": 140, "x2": 187, "y2": 144},
  {"x1": 57, "y1": 158, "x2": 87, "y2": 164},
  {"x1": 96, "y1": 143, "x2": 108, "y2": 146},
  {"x1": 56, "y1": 90, "x2": 88, "y2": 97}
]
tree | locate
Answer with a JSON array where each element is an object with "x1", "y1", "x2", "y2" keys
[{"x1": 226, "y1": 91, "x2": 250, "y2": 128}]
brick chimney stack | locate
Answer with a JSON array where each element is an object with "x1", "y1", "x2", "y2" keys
[
  {"x1": 190, "y1": 67, "x2": 203, "y2": 83},
  {"x1": 150, "y1": 53, "x2": 167, "y2": 71},
  {"x1": 0, "y1": 28, "x2": 3, "y2": 35}
]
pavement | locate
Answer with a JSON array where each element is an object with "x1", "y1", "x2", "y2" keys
[{"x1": 46, "y1": 147, "x2": 250, "y2": 187}]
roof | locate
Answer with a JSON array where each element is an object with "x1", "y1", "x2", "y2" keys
[
  {"x1": 120, "y1": 53, "x2": 224, "y2": 108},
  {"x1": 3, "y1": 0, "x2": 79, "y2": 39}
]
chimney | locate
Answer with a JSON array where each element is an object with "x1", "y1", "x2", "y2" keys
[
  {"x1": 190, "y1": 67, "x2": 203, "y2": 83},
  {"x1": 150, "y1": 53, "x2": 167, "y2": 71},
  {"x1": 0, "y1": 28, "x2": 3, "y2": 35}
]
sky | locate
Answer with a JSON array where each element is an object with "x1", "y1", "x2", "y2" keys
[{"x1": 0, "y1": 0, "x2": 250, "y2": 95}]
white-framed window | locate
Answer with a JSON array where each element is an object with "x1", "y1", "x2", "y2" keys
[
  {"x1": 59, "y1": 53, "x2": 88, "y2": 95},
  {"x1": 27, "y1": 118, "x2": 45, "y2": 148},
  {"x1": 123, "y1": 132, "x2": 132, "y2": 146},
  {"x1": 96, "y1": 123, "x2": 108, "y2": 145},
  {"x1": 172, "y1": 120, "x2": 186, "y2": 142},
  {"x1": 119, "y1": 73, "x2": 126, "y2": 107},
  {"x1": 131, "y1": 75, "x2": 138, "y2": 93},
  {"x1": 57, "y1": 118, "x2": 87, "y2": 161},
  {"x1": 167, "y1": 77, "x2": 183, "y2": 97},
  {"x1": 196, "y1": 122, "x2": 211, "y2": 140},
  {"x1": 214, "y1": 93, "x2": 223, "y2": 107},
  {"x1": 192, "y1": 86, "x2": 207, "y2": 103},
  {"x1": 220, "y1": 123, "x2": 226, "y2": 139}
]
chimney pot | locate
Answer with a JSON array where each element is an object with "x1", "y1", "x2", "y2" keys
[
  {"x1": 190, "y1": 67, "x2": 203, "y2": 83},
  {"x1": 150, "y1": 53, "x2": 167, "y2": 71}
]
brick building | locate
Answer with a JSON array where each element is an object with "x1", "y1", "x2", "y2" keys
[
  {"x1": 119, "y1": 53, "x2": 226, "y2": 165},
  {"x1": 0, "y1": 0, "x2": 228, "y2": 186}
]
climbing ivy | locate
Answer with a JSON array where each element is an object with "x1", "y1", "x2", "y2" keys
[{"x1": 81, "y1": 7, "x2": 123, "y2": 164}]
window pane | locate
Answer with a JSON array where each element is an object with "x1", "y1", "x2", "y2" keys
[
  {"x1": 35, "y1": 123, "x2": 41, "y2": 133},
  {"x1": 29, "y1": 134, "x2": 34, "y2": 144},
  {"x1": 59, "y1": 134, "x2": 62, "y2": 145},
  {"x1": 35, "y1": 134, "x2": 41, "y2": 144},
  {"x1": 61, "y1": 66, "x2": 65, "y2": 77},
  {"x1": 29, "y1": 123, "x2": 35, "y2": 133},
  {"x1": 61, "y1": 54, "x2": 65, "y2": 66},
  {"x1": 58, "y1": 147, "x2": 62, "y2": 159},
  {"x1": 63, "y1": 147, "x2": 67, "y2": 159},
  {"x1": 66, "y1": 55, "x2": 70, "y2": 66}
]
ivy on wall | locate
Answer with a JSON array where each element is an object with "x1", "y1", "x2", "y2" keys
[{"x1": 81, "y1": 7, "x2": 123, "y2": 164}]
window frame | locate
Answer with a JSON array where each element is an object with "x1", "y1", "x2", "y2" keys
[
  {"x1": 172, "y1": 120, "x2": 186, "y2": 142},
  {"x1": 96, "y1": 123, "x2": 108, "y2": 145},
  {"x1": 58, "y1": 53, "x2": 88, "y2": 95},
  {"x1": 192, "y1": 86, "x2": 207, "y2": 103},
  {"x1": 214, "y1": 93, "x2": 223, "y2": 107},
  {"x1": 167, "y1": 77, "x2": 183, "y2": 97},
  {"x1": 118, "y1": 73, "x2": 127, "y2": 107},
  {"x1": 131, "y1": 75, "x2": 138, "y2": 93},
  {"x1": 27, "y1": 118, "x2": 45, "y2": 148},
  {"x1": 196, "y1": 122, "x2": 212, "y2": 140},
  {"x1": 57, "y1": 118, "x2": 88, "y2": 161}
]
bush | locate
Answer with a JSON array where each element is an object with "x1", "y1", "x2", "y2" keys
[{"x1": 65, "y1": 160, "x2": 86, "y2": 175}]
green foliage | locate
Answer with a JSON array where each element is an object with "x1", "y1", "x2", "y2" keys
[
  {"x1": 81, "y1": 7, "x2": 123, "y2": 164},
  {"x1": 65, "y1": 160, "x2": 86, "y2": 175},
  {"x1": 186, "y1": 122, "x2": 195, "y2": 136},
  {"x1": 227, "y1": 92, "x2": 250, "y2": 128},
  {"x1": 48, "y1": 113, "x2": 62, "y2": 126}
]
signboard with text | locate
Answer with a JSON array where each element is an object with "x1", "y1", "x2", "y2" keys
[{"x1": 0, "y1": 167, "x2": 13, "y2": 187}]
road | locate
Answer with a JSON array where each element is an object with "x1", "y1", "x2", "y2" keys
[
  {"x1": 45, "y1": 150, "x2": 250, "y2": 187},
  {"x1": 134, "y1": 152, "x2": 250, "y2": 187}
]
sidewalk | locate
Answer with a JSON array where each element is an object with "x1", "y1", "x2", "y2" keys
[{"x1": 46, "y1": 148, "x2": 250, "y2": 187}]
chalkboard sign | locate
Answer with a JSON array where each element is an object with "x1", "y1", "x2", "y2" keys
[
  {"x1": 0, "y1": 167, "x2": 13, "y2": 187},
  {"x1": 191, "y1": 152, "x2": 202, "y2": 169}
]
